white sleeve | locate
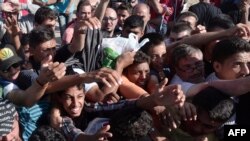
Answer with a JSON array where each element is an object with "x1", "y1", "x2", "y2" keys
[{"x1": 3, "y1": 83, "x2": 19, "y2": 98}]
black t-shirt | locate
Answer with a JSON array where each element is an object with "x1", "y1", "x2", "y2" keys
[
  {"x1": 189, "y1": 2, "x2": 222, "y2": 27},
  {"x1": 236, "y1": 92, "x2": 250, "y2": 125}
]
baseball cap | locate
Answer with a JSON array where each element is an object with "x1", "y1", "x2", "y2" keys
[{"x1": 0, "y1": 44, "x2": 22, "y2": 72}]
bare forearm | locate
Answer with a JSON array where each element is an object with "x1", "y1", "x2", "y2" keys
[
  {"x1": 11, "y1": 35, "x2": 21, "y2": 52},
  {"x1": 149, "y1": 0, "x2": 164, "y2": 14},
  {"x1": 180, "y1": 30, "x2": 228, "y2": 47},
  {"x1": 209, "y1": 77, "x2": 250, "y2": 96},
  {"x1": 69, "y1": 33, "x2": 86, "y2": 53},
  {"x1": 136, "y1": 96, "x2": 157, "y2": 110},
  {"x1": 46, "y1": 74, "x2": 86, "y2": 93},
  {"x1": 94, "y1": 0, "x2": 110, "y2": 21},
  {"x1": 8, "y1": 80, "x2": 48, "y2": 107}
]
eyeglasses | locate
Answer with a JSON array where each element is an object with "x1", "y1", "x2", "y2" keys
[
  {"x1": 2, "y1": 62, "x2": 21, "y2": 73},
  {"x1": 177, "y1": 62, "x2": 204, "y2": 73},
  {"x1": 103, "y1": 17, "x2": 117, "y2": 21}
]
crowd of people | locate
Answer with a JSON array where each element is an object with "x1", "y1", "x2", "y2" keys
[{"x1": 0, "y1": 0, "x2": 250, "y2": 141}]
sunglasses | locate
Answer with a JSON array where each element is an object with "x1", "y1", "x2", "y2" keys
[{"x1": 2, "y1": 62, "x2": 20, "y2": 73}]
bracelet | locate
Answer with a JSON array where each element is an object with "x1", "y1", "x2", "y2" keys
[{"x1": 36, "y1": 78, "x2": 48, "y2": 87}]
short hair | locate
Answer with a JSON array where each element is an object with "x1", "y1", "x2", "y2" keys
[
  {"x1": 212, "y1": 37, "x2": 250, "y2": 63},
  {"x1": 171, "y1": 44, "x2": 202, "y2": 66},
  {"x1": 123, "y1": 15, "x2": 144, "y2": 30},
  {"x1": 59, "y1": 67, "x2": 85, "y2": 95},
  {"x1": 192, "y1": 87, "x2": 235, "y2": 122},
  {"x1": 29, "y1": 26, "x2": 55, "y2": 48},
  {"x1": 110, "y1": 109, "x2": 153, "y2": 141},
  {"x1": 117, "y1": 3, "x2": 132, "y2": 15},
  {"x1": 76, "y1": 0, "x2": 92, "y2": 12},
  {"x1": 170, "y1": 22, "x2": 193, "y2": 34},
  {"x1": 139, "y1": 33, "x2": 164, "y2": 54},
  {"x1": 34, "y1": 7, "x2": 57, "y2": 25},
  {"x1": 124, "y1": 51, "x2": 150, "y2": 74},
  {"x1": 177, "y1": 11, "x2": 198, "y2": 23},
  {"x1": 134, "y1": 51, "x2": 151, "y2": 64},
  {"x1": 29, "y1": 125, "x2": 66, "y2": 141},
  {"x1": 207, "y1": 14, "x2": 235, "y2": 32}
]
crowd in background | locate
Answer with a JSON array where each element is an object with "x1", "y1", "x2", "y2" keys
[{"x1": 1, "y1": 0, "x2": 250, "y2": 141}]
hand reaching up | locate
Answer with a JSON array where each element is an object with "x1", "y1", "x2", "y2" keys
[
  {"x1": 153, "y1": 84, "x2": 185, "y2": 108},
  {"x1": 81, "y1": 67, "x2": 122, "y2": 88},
  {"x1": 179, "y1": 102, "x2": 197, "y2": 121},
  {"x1": 37, "y1": 55, "x2": 66, "y2": 86},
  {"x1": 78, "y1": 125, "x2": 113, "y2": 141}
]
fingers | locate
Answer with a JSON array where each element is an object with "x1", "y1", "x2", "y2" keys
[
  {"x1": 103, "y1": 93, "x2": 120, "y2": 104},
  {"x1": 39, "y1": 61, "x2": 66, "y2": 83},
  {"x1": 179, "y1": 102, "x2": 197, "y2": 121},
  {"x1": 76, "y1": 17, "x2": 101, "y2": 32},
  {"x1": 98, "y1": 68, "x2": 122, "y2": 87},
  {"x1": 159, "y1": 110, "x2": 180, "y2": 132},
  {"x1": 158, "y1": 78, "x2": 168, "y2": 92},
  {"x1": 235, "y1": 23, "x2": 250, "y2": 38},
  {"x1": 47, "y1": 62, "x2": 66, "y2": 81},
  {"x1": 156, "y1": 84, "x2": 185, "y2": 108},
  {"x1": 97, "y1": 125, "x2": 113, "y2": 141}
]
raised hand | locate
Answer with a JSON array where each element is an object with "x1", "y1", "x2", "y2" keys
[
  {"x1": 116, "y1": 51, "x2": 136, "y2": 70},
  {"x1": 102, "y1": 92, "x2": 120, "y2": 104},
  {"x1": 179, "y1": 101, "x2": 197, "y2": 121},
  {"x1": 77, "y1": 124, "x2": 112, "y2": 141},
  {"x1": 158, "y1": 108, "x2": 181, "y2": 132},
  {"x1": 37, "y1": 55, "x2": 66, "y2": 86},
  {"x1": 75, "y1": 17, "x2": 101, "y2": 33},
  {"x1": 4, "y1": 13, "x2": 20, "y2": 36},
  {"x1": 70, "y1": 17, "x2": 102, "y2": 53},
  {"x1": 81, "y1": 67, "x2": 122, "y2": 88},
  {"x1": 90, "y1": 125, "x2": 113, "y2": 141},
  {"x1": 227, "y1": 23, "x2": 250, "y2": 39},
  {"x1": 153, "y1": 84, "x2": 185, "y2": 108}
]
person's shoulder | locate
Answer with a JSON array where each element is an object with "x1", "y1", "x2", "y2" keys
[
  {"x1": 16, "y1": 70, "x2": 37, "y2": 89},
  {"x1": 19, "y1": 70, "x2": 37, "y2": 78}
]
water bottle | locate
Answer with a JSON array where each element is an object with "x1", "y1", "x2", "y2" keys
[{"x1": 102, "y1": 47, "x2": 119, "y2": 69}]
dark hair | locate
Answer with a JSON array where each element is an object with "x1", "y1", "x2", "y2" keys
[
  {"x1": 57, "y1": 67, "x2": 85, "y2": 97},
  {"x1": 207, "y1": 14, "x2": 235, "y2": 32},
  {"x1": 123, "y1": 51, "x2": 150, "y2": 74},
  {"x1": 139, "y1": 33, "x2": 164, "y2": 54},
  {"x1": 20, "y1": 33, "x2": 30, "y2": 46},
  {"x1": 29, "y1": 125, "x2": 66, "y2": 141},
  {"x1": 192, "y1": 87, "x2": 235, "y2": 121},
  {"x1": 34, "y1": 7, "x2": 57, "y2": 25},
  {"x1": 212, "y1": 37, "x2": 250, "y2": 63},
  {"x1": 171, "y1": 44, "x2": 202, "y2": 67},
  {"x1": 170, "y1": 22, "x2": 192, "y2": 34},
  {"x1": 76, "y1": 0, "x2": 92, "y2": 12},
  {"x1": 117, "y1": 3, "x2": 132, "y2": 14},
  {"x1": 29, "y1": 26, "x2": 55, "y2": 48},
  {"x1": 123, "y1": 15, "x2": 144, "y2": 30},
  {"x1": 110, "y1": 109, "x2": 153, "y2": 141},
  {"x1": 177, "y1": 11, "x2": 198, "y2": 23},
  {"x1": 134, "y1": 51, "x2": 150, "y2": 64}
]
